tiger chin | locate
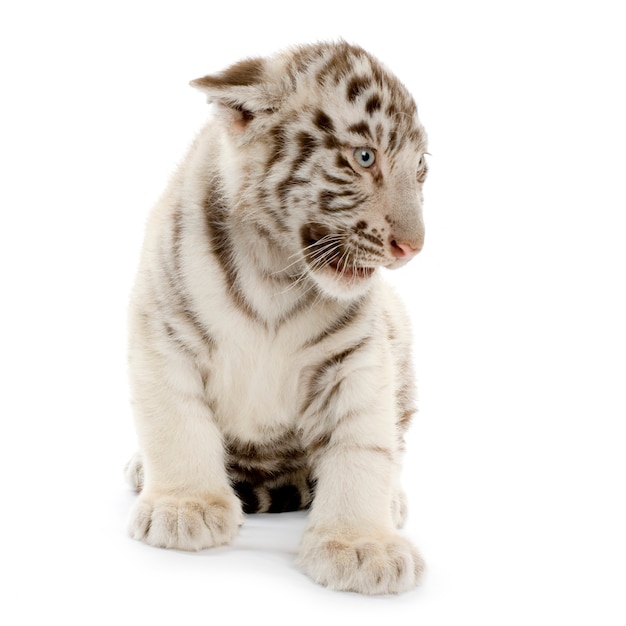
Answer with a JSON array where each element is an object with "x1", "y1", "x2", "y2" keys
[{"x1": 126, "y1": 41, "x2": 429, "y2": 595}]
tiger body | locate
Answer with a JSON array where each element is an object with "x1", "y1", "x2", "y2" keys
[{"x1": 126, "y1": 41, "x2": 428, "y2": 595}]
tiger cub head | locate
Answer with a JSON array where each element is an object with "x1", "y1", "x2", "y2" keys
[{"x1": 192, "y1": 41, "x2": 428, "y2": 301}]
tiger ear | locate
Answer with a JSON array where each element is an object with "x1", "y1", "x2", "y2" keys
[{"x1": 190, "y1": 57, "x2": 283, "y2": 132}]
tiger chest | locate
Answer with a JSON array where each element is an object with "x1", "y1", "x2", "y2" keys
[{"x1": 206, "y1": 326, "x2": 306, "y2": 441}]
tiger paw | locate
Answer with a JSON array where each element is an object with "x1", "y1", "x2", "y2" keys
[
  {"x1": 128, "y1": 490, "x2": 243, "y2": 551},
  {"x1": 298, "y1": 527, "x2": 424, "y2": 595}
]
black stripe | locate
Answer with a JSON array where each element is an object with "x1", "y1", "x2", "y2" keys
[
  {"x1": 266, "y1": 124, "x2": 288, "y2": 170},
  {"x1": 323, "y1": 172, "x2": 353, "y2": 186},
  {"x1": 159, "y1": 208, "x2": 217, "y2": 352},
  {"x1": 294, "y1": 131, "x2": 318, "y2": 170},
  {"x1": 355, "y1": 229, "x2": 384, "y2": 247},
  {"x1": 268, "y1": 485, "x2": 302, "y2": 513},
  {"x1": 304, "y1": 298, "x2": 366, "y2": 348},
  {"x1": 316, "y1": 45, "x2": 355, "y2": 85},
  {"x1": 319, "y1": 337, "x2": 369, "y2": 370},
  {"x1": 203, "y1": 187, "x2": 264, "y2": 325},
  {"x1": 301, "y1": 337, "x2": 370, "y2": 415},
  {"x1": 314, "y1": 110, "x2": 335, "y2": 133},
  {"x1": 307, "y1": 432, "x2": 332, "y2": 455},
  {"x1": 383, "y1": 311, "x2": 397, "y2": 342},
  {"x1": 226, "y1": 433, "x2": 306, "y2": 476},
  {"x1": 226, "y1": 432, "x2": 311, "y2": 514},
  {"x1": 253, "y1": 222, "x2": 283, "y2": 249},
  {"x1": 163, "y1": 321, "x2": 196, "y2": 355},
  {"x1": 335, "y1": 153, "x2": 353, "y2": 172},
  {"x1": 346, "y1": 75, "x2": 372, "y2": 102},
  {"x1": 365, "y1": 94, "x2": 382, "y2": 115},
  {"x1": 258, "y1": 189, "x2": 290, "y2": 232},
  {"x1": 375, "y1": 122, "x2": 385, "y2": 144},
  {"x1": 314, "y1": 110, "x2": 341, "y2": 150},
  {"x1": 318, "y1": 188, "x2": 364, "y2": 212},
  {"x1": 274, "y1": 289, "x2": 317, "y2": 329},
  {"x1": 232, "y1": 482, "x2": 259, "y2": 514},
  {"x1": 347, "y1": 121, "x2": 372, "y2": 140},
  {"x1": 318, "y1": 378, "x2": 346, "y2": 414},
  {"x1": 319, "y1": 189, "x2": 348, "y2": 211},
  {"x1": 387, "y1": 127, "x2": 400, "y2": 156}
]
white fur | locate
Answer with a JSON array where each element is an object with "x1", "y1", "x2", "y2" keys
[{"x1": 126, "y1": 42, "x2": 428, "y2": 594}]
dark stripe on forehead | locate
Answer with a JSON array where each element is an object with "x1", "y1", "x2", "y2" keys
[
  {"x1": 375, "y1": 122, "x2": 385, "y2": 144},
  {"x1": 324, "y1": 134, "x2": 341, "y2": 150},
  {"x1": 293, "y1": 131, "x2": 318, "y2": 172},
  {"x1": 386, "y1": 95, "x2": 417, "y2": 118},
  {"x1": 387, "y1": 127, "x2": 400, "y2": 156},
  {"x1": 346, "y1": 75, "x2": 372, "y2": 102},
  {"x1": 365, "y1": 94, "x2": 382, "y2": 115},
  {"x1": 314, "y1": 110, "x2": 336, "y2": 133},
  {"x1": 313, "y1": 110, "x2": 341, "y2": 150},
  {"x1": 335, "y1": 153, "x2": 353, "y2": 172},
  {"x1": 316, "y1": 44, "x2": 362, "y2": 85},
  {"x1": 347, "y1": 121, "x2": 373, "y2": 141}
]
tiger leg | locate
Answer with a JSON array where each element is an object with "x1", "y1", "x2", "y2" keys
[
  {"x1": 126, "y1": 327, "x2": 242, "y2": 551},
  {"x1": 297, "y1": 377, "x2": 423, "y2": 594}
]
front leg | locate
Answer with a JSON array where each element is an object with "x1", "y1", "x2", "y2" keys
[
  {"x1": 127, "y1": 324, "x2": 242, "y2": 551},
  {"x1": 298, "y1": 344, "x2": 424, "y2": 594}
]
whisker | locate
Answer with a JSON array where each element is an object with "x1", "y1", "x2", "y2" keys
[{"x1": 272, "y1": 234, "x2": 343, "y2": 277}]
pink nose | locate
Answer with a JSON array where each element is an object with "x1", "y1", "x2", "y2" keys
[{"x1": 390, "y1": 239, "x2": 422, "y2": 259}]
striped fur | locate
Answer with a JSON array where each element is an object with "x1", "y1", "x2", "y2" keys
[{"x1": 126, "y1": 42, "x2": 428, "y2": 594}]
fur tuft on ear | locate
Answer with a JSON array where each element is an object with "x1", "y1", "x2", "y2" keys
[
  {"x1": 190, "y1": 56, "x2": 288, "y2": 132},
  {"x1": 191, "y1": 57, "x2": 265, "y2": 91}
]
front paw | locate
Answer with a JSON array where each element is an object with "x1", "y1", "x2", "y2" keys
[
  {"x1": 298, "y1": 528, "x2": 424, "y2": 595},
  {"x1": 128, "y1": 491, "x2": 243, "y2": 551}
]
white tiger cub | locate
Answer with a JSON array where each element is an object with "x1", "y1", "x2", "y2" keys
[{"x1": 126, "y1": 41, "x2": 429, "y2": 595}]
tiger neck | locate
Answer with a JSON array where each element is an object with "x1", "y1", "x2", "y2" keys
[
  {"x1": 220, "y1": 210, "x2": 323, "y2": 330},
  {"x1": 203, "y1": 178, "x2": 366, "y2": 332}
]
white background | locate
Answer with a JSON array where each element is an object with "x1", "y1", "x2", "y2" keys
[{"x1": 1, "y1": 1, "x2": 624, "y2": 624}]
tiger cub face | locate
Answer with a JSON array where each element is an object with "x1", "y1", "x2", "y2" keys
[{"x1": 192, "y1": 42, "x2": 428, "y2": 301}]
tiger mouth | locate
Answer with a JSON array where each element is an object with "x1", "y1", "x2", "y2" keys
[
  {"x1": 326, "y1": 258, "x2": 375, "y2": 280},
  {"x1": 302, "y1": 224, "x2": 377, "y2": 282}
]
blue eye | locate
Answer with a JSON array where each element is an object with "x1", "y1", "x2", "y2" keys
[{"x1": 353, "y1": 147, "x2": 376, "y2": 168}]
